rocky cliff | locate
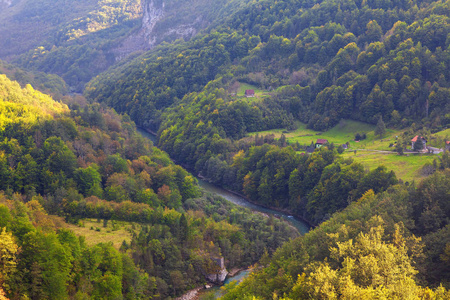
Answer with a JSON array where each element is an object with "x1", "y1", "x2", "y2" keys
[
  {"x1": 113, "y1": 0, "x2": 204, "y2": 61},
  {"x1": 205, "y1": 257, "x2": 228, "y2": 284}
]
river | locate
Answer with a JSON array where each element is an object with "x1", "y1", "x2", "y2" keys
[
  {"x1": 137, "y1": 127, "x2": 310, "y2": 298},
  {"x1": 137, "y1": 127, "x2": 310, "y2": 234}
]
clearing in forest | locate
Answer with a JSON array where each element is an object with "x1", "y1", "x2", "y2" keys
[
  {"x1": 63, "y1": 218, "x2": 138, "y2": 249},
  {"x1": 250, "y1": 120, "x2": 445, "y2": 182},
  {"x1": 234, "y1": 82, "x2": 271, "y2": 100}
]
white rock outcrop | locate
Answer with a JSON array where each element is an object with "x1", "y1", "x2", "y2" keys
[
  {"x1": 113, "y1": 0, "x2": 201, "y2": 61},
  {"x1": 206, "y1": 268, "x2": 228, "y2": 284},
  {"x1": 206, "y1": 257, "x2": 228, "y2": 284}
]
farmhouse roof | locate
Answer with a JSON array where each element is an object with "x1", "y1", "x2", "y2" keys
[
  {"x1": 316, "y1": 139, "x2": 328, "y2": 144},
  {"x1": 245, "y1": 89, "x2": 255, "y2": 95},
  {"x1": 411, "y1": 135, "x2": 427, "y2": 142}
]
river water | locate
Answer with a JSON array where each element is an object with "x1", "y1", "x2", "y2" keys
[
  {"x1": 197, "y1": 179, "x2": 310, "y2": 234},
  {"x1": 137, "y1": 127, "x2": 310, "y2": 234},
  {"x1": 137, "y1": 128, "x2": 310, "y2": 298}
]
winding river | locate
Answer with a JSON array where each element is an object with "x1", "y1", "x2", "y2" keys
[{"x1": 137, "y1": 128, "x2": 310, "y2": 234}]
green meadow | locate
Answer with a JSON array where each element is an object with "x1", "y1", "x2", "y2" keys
[
  {"x1": 340, "y1": 151, "x2": 436, "y2": 183},
  {"x1": 64, "y1": 218, "x2": 138, "y2": 249},
  {"x1": 235, "y1": 82, "x2": 271, "y2": 100},
  {"x1": 249, "y1": 120, "x2": 444, "y2": 182},
  {"x1": 251, "y1": 120, "x2": 382, "y2": 147},
  {"x1": 434, "y1": 128, "x2": 450, "y2": 139}
]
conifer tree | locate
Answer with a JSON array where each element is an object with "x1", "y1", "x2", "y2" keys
[{"x1": 375, "y1": 116, "x2": 386, "y2": 138}]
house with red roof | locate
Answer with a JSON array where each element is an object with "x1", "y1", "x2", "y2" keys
[
  {"x1": 315, "y1": 139, "x2": 328, "y2": 148},
  {"x1": 245, "y1": 89, "x2": 255, "y2": 97},
  {"x1": 411, "y1": 135, "x2": 427, "y2": 151}
]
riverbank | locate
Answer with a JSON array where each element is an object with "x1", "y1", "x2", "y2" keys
[
  {"x1": 177, "y1": 269, "x2": 251, "y2": 300},
  {"x1": 137, "y1": 127, "x2": 311, "y2": 233},
  {"x1": 197, "y1": 179, "x2": 310, "y2": 234},
  {"x1": 140, "y1": 127, "x2": 159, "y2": 137},
  {"x1": 228, "y1": 268, "x2": 245, "y2": 277},
  {"x1": 175, "y1": 287, "x2": 202, "y2": 300},
  {"x1": 198, "y1": 173, "x2": 315, "y2": 229}
]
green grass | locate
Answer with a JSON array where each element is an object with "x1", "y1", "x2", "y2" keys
[
  {"x1": 63, "y1": 218, "x2": 139, "y2": 249},
  {"x1": 434, "y1": 128, "x2": 450, "y2": 139},
  {"x1": 235, "y1": 83, "x2": 270, "y2": 100},
  {"x1": 250, "y1": 119, "x2": 380, "y2": 147},
  {"x1": 249, "y1": 119, "x2": 441, "y2": 182},
  {"x1": 341, "y1": 151, "x2": 437, "y2": 183}
]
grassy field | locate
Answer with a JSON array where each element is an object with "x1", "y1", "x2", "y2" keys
[
  {"x1": 434, "y1": 128, "x2": 450, "y2": 139},
  {"x1": 63, "y1": 218, "x2": 138, "y2": 249},
  {"x1": 250, "y1": 120, "x2": 383, "y2": 148},
  {"x1": 249, "y1": 120, "x2": 441, "y2": 182},
  {"x1": 235, "y1": 83, "x2": 271, "y2": 100},
  {"x1": 341, "y1": 151, "x2": 436, "y2": 182}
]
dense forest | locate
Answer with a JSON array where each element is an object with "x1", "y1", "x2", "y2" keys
[
  {"x1": 0, "y1": 60, "x2": 68, "y2": 98},
  {"x1": 84, "y1": 0, "x2": 450, "y2": 296},
  {"x1": 1, "y1": 0, "x2": 450, "y2": 298},
  {"x1": 0, "y1": 0, "x2": 255, "y2": 91},
  {"x1": 0, "y1": 74, "x2": 298, "y2": 299},
  {"x1": 220, "y1": 170, "x2": 450, "y2": 298},
  {"x1": 87, "y1": 0, "x2": 450, "y2": 130},
  {"x1": 0, "y1": 0, "x2": 143, "y2": 90},
  {"x1": 83, "y1": 0, "x2": 450, "y2": 225}
]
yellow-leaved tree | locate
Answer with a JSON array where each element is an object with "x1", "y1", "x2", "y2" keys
[
  {"x1": 289, "y1": 217, "x2": 449, "y2": 299},
  {"x1": 0, "y1": 228, "x2": 18, "y2": 295},
  {"x1": 0, "y1": 286, "x2": 9, "y2": 300}
]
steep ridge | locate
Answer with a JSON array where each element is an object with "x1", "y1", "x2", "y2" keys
[
  {"x1": 113, "y1": 0, "x2": 166, "y2": 60},
  {"x1": 84, "y1": 0, "x2": 450, "y2": 292},
  {"x1": 87, "y1": 0, "x2": 450, "y2": 130},
  {"x1": 0, "y1": 73, "x2": 299, "y2": 299},
  {"x1": 113, "y1": 0, "x2": 203, "y2": 60},
  {"x1": 0, "y1": 0, "x2": 252, "y2": 91}
]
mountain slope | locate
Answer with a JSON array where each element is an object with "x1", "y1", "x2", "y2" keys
[
  {"x1": 220, "y1": 181, "x2": 450, "y2": 298},
  {"x1": 87, "y1": 0, "x2": 450, "y2": 130},
  {"x1": 84, "y1": 0, "x2": 450, "y2": 285},
  {"x1": 0, "y1": 74, "x2": 68, "y2": 130},
  {"x1": 0, "y1": 74, "x2": 298, "y2": 299},
  {"x1": 0, "y1": 59, "x2": 68, "y2": 97},
  {"x1": 0, "y1": 0, "x2": 253, "y2": 91}
]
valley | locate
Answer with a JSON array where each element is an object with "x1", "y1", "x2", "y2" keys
[
  {"x1": 138, "y1": 127, "x2": 311, "y2": 233},
  {"x1": 0, "y1": 0, "x2": 450, "y2": 298}
]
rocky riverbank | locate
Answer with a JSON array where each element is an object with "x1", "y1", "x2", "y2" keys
[{"x1": 175, "y1": 287, "x2": 202, "y2": 300}]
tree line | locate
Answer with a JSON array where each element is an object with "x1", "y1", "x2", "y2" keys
[
  {"x1": 220, "y1": 169, "x2": 450, "y2": 298},
  {"x1": 0, "y1": 75, "x2": 298, "y2": 299}
]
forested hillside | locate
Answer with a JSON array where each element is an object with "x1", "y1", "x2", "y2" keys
[
  {"x1": 1, "y1": 0, "x2": 450, "y2": 297},
  {"x1": 85, "y1": 0, "x2": 450, "y2": 220},
  {"x1": 0, "y1": 0, "x2": 254, "y2": 91},
  {"x1": 87, "y1": 0, "x2": 450, "y2": 130},
  {"x1": 0, "y1": 74, "x2": 298, "y2": 299},
  {"x1": 0, "y1": 0, "x2": 144, "y2": 90},
  {"x1": 81, "y1": 0, "x2": 450, "y2": 295},
  {"x1": 0, "y1": 60, "x2": 68, "y2": 97},
  {"x1": 220, "y1": 176, "x2": 450, "y2": 298}
]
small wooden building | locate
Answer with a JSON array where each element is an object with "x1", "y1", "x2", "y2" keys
[
  {"x1": 315, "y1": 139, "x2": 328, "y2": 148},
  {"x1": 245, "y1": 89, "x2": 255, "y2": 97},
  {"x1": 411, "y1": 135, "x2": 427, "y2": 150}
]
